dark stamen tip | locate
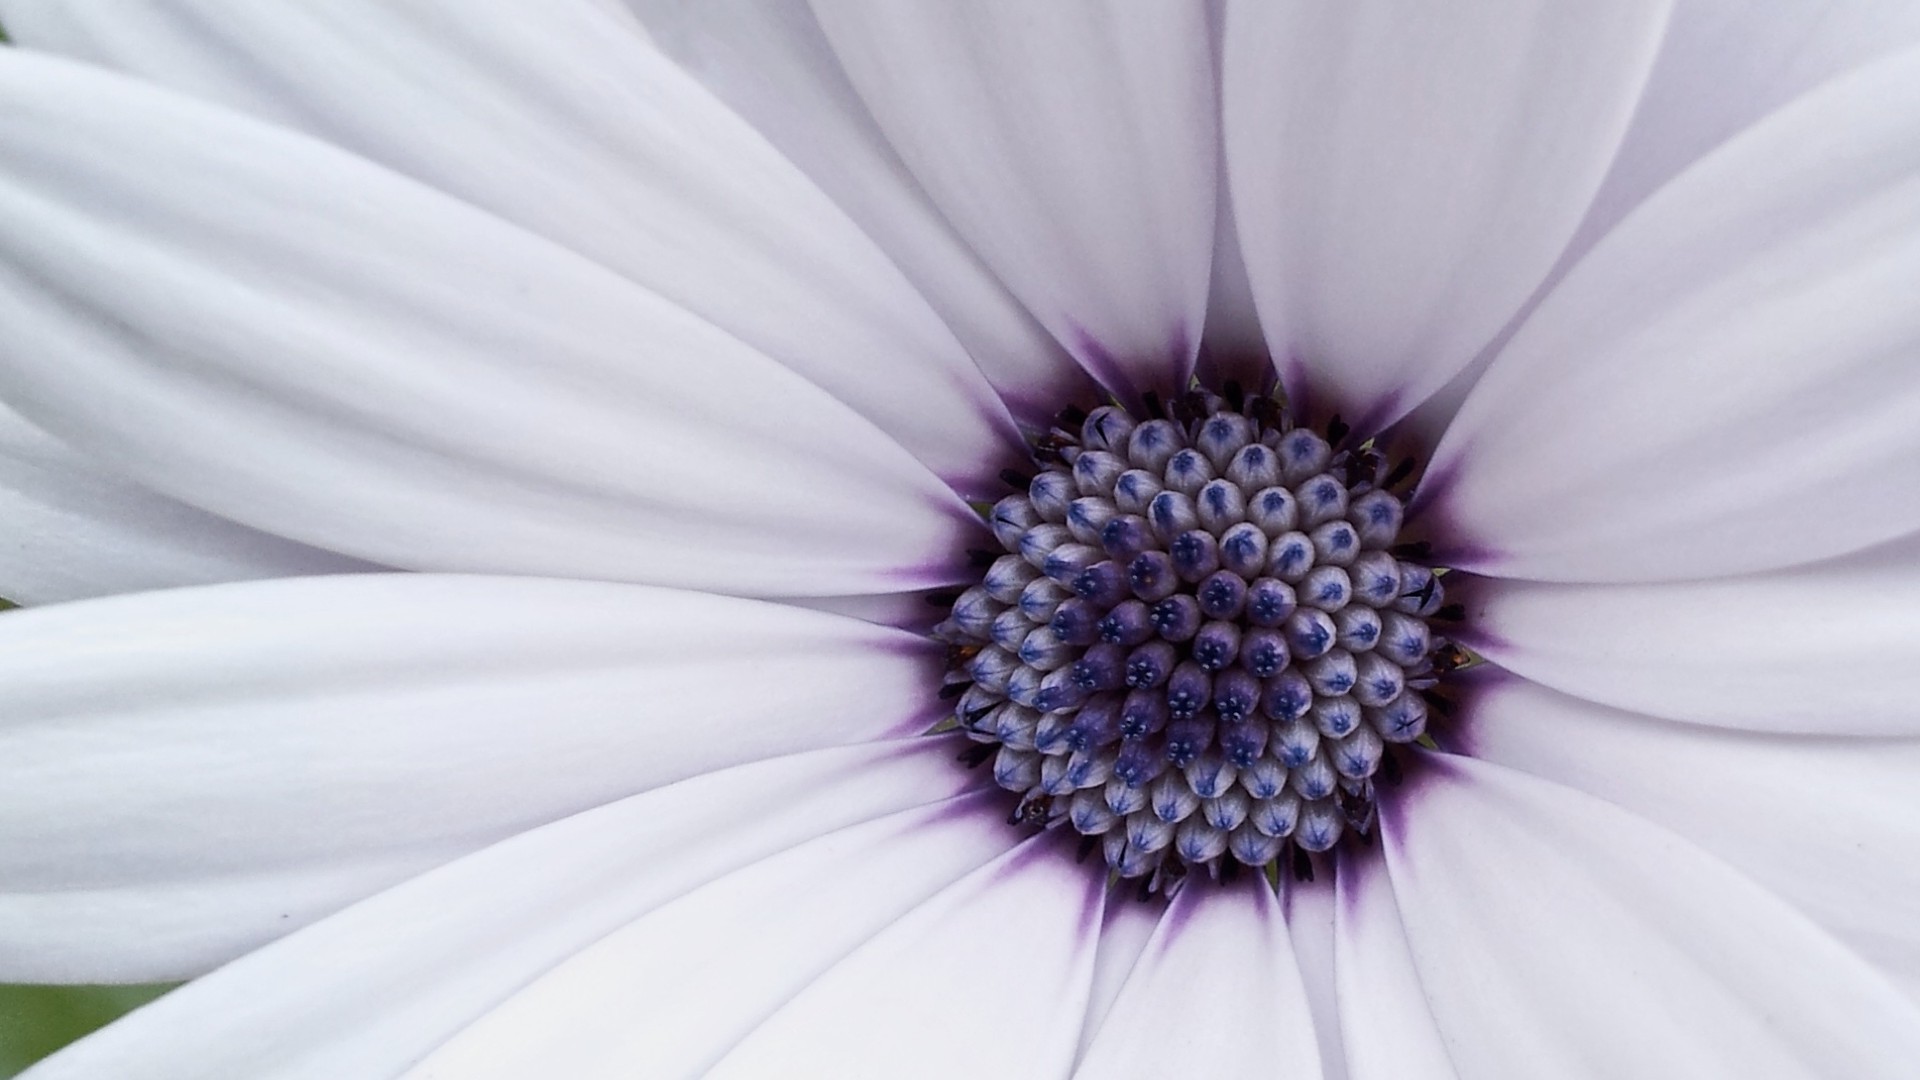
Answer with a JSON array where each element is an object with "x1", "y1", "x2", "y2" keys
[
  {"x1": 1326, "y1": 414, "x2": 1350, "y2": 445},
  {"x1": 938, "y1": 681, "x2": 970, "y2": 700},
  {"x1": 1291, "y1": 845, "x2": 1316, "y2": 883},
  {"x1": 999, "y1": 468, "x2": 1034, "y2": 489}
]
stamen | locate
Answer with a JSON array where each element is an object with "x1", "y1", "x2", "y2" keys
[{"x1": 934, "y1": 387, "x2": 1462, "y2": 889}]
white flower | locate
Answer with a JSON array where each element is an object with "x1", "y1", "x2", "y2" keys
[{"x1": 1, "y1": 2, "x2": 1918, "y2": 1077}]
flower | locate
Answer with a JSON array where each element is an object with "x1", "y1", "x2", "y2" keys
[{"x1": 1, "y1": 2, "x2": 1919, "y2": 1077}]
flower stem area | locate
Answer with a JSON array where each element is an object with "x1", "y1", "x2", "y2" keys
[{"x1": 0, "y1": 985, "x2": 174, "y2": 1076}]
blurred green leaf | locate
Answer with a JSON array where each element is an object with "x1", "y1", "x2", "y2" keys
[{"x1": 0, "y1": 984, "x2": 176, "y2": 1076}]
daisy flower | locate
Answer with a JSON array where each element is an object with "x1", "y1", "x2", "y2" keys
[{"x1": 1, "y1": 2, "x2": 1919, "y2": 1077}]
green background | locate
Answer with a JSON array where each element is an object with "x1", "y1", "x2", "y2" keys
[{"x1": 0, "y1": 986, "x2": 175, "y2": 1075}]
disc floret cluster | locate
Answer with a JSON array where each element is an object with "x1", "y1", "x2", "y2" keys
[{"x1": 936, "y1": 386, "x2": 1459, "y2": 891}]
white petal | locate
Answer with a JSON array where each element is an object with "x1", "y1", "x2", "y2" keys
[
  {"x1": 706, "y1": 833, "x2": 1105, "y2": 1080},
  {"x1": 0, "y1": 51, "x2": 971, "y2": 597},
  {"x1": 403, "y1": 791, "x2": 1017, "y2": 1078},
  {"x1": 1382, "y1": 755, "x2": 1920, "y2": 1076},
  {"x1": 1333, "y1": 850, "x2": 1457, "y2": 1080},
  {"x1": 1567, "y1": 0, "x2": 1920, "y2": 273},
  {"x1": 0, "y1": 0, "x2": 1022, "y2": 489},
  {"x1": 1222, "y1": 0, "x2": 1669, "y2": 431},
  {"x1": 623, "y1": 0, "x2": 1094, "y2": 421},
  {"x1": 1431, "y1": 44, "x2": 1920, "y2": 582},
  {"x1": 0, "y1": 574, "x2": 937, "y2": 981},
  {"x1": 1463, "y1": 676, "x2": 1920, "y2": 1002},
  {"x1": 1281, "y1": 876, "x2": 1351, "y2": 1080},
  {"x1": 1072, "y1": 892, "x2": 1160, "y2": 1067},
  {"x1": 27, "y1": 739, "x2": 986, "y2": 1078},
  {"x1": 1464, "y1": 538, "x2": 1920, "y2": 735},
  {"x1": 811, "y1": 1, "x2": 1217, "y2": 402},
  {"x1": 0, "y1": 401, "x2": 368, "y2": 603},
  {"x1": 1075, "y1": 879, "x2": 1318, "y2": 1080}
]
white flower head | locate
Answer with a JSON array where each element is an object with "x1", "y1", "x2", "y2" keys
[{"x1": 1, "y1": 2, "x2": 1919, "y2": 1077}]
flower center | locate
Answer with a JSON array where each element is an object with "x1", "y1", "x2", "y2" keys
[{"x1": 935, "y1": 385, "x2": 1462, "y2": 893}]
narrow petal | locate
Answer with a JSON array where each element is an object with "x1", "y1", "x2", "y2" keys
[
  {"x1": 1431, "y1": 44, "x2": 1920, "y2": 582},
  {"x1": 1464, "y1": 537, "x2": 1920, "y2": 735},
  {"x1": 810, "y1": 1, "x2": 1217, "y2": 402},
  {"x1": 1075, "y1": 879, "x2": 1318, "y2": 1080},
  {"x1": 0, "y1": 0, "x2": 1023, "y2": 488},
  {"x1": 0, "y1": 402, "x2": 367, "y2": 603},
  {"x1": 622, "y1": 0, "x2": 1093, "y2": 421},
  {"x1": 1222, "y1": 0, "x2": 1669, "y2": 430},
  {"x1": 402, "y1": 792, "x2": 1017, "y2": 1078},
  {"x1": 1566, "y1": 0, "x2": 1920, "y2": 271},
  {"x1": 1463, "y1": 677, "x2": 1920, "y2": 1001},
  {"x1": 1281, "y1": 876, "x2": 1351, "y2": 1080},
  {"x1": 0, "y1": 574, "x2": 937, "y2": 981},
  {"x1": 1072, "y1": 894, "x2": 1160, "y2": 1067},
  {"x1": 1333, "y1": 850, "x2": 1457, "y2": 1080},
  {"x1": 1382, "y1": 755, "x2": 1920, "y2": 1076},
  {"x1": 0, "y1": 51, "x2": 970, "y2": 597},
  {"x1": 26, "y1": 740, "x2": 986, "y2": 1078},
  {"x1": 705, "y1": 833, "x2": 1105, "y2": 1080}
]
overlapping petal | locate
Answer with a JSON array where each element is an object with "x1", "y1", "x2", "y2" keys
[
  {"x1": 1075, "y1": 879, "x2": 1317, "y2": 1080},
  {"x1": 0, "y1": 0, "x2": 1023, "y2": 489},
  {"x1": 0, "y1": 51, "x2": 973, "y2": 598},
  {"x1": 1463, "y1": 536, "x2": 1920, "y2": 735},
  {"x1": 1383, "y1": 755, "x2": 1920, "y2": 1076},
  {"x1": 1463, "y1": 677, "x2": 1920, "y2": 1001},
  {"x1": 1567, "y1": 0, "x2": 1920, "y2": 267},
  {"x1": 1334, "y1": 851, "x2": 1457, "y2": 1080},
  {"x1": 1222, "y1": 0, "x2": 1670, "y2": 431},
  {"x1": 1431, "y1": 44, "x2": 1920, "y2": 582},
  {"x1": 0, "y1": 402, "x2": 367, "y2": 604},
  {"x1": 703, "y1": 833, "x2": 1105, "y2": 1079},
  {"x1": 25, "y1": 740, "x2": 988, "y2": 1078},
  {"x1": 0, "y1": 574, "x2": 937, "y2": 981},
  {"x1": 620, "y1": 0, "x2": 1091, "y2": 420},
  {"x1": 811, "y1": 1, "x2": 1217, "y2": 402},
  {"x1": 1280, "y1": 877, "x2": 1350, "y2": 1080},
  {"x1": 400, "y1": 792, "x2": 1019, "y2": 1078}
]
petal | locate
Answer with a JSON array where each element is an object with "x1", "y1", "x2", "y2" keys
[
  {"x1": 1462, "y1": 676, "x2": 1920, "y2": 1001},
  {"x1": 705, "y1": 833, "x2": 1105, "y2": 1080},
  {"x1": 0, "y1": 51, "x2": 970, "y2": 597},
  {"x1": 1463, "y1": 537, "x2": 1920, "y2": 735},
  {"x1": 1075, "y1": 879, "x2": 1318, "y2": 1080},
  {"x1": 27, "y1": 739, "x2": 987, "y2": 1078},
  {"x1": 621, "y1": 0, "x2": 1093, "y2": 421},
  {"x1": 0, "y1": 401, "x2": 367, "y2": 603},
  {"x1": 401, "y1": 791, "x2": 1017, "y2": 1078},
  {"x1": 1333, "y1": 849, "x2": 1457, "y2": 1080},
  {"x1": 0, "y1": 573, "x2": 937, "y2": 981},
  {"x1": 810, "y1": 1, "x2": 1217, "y2": 402},
  {"x1": 1431, "y1": 44, "x2": 1920, "y2": 582},
  {"x1": 1222, "y1": 0, "x2": 1670, "y2": 430},
  {"x1": 1566, "y1": 0, "x2": 1920, "y2": 272},
  {"x1": 1382, "y1": 755, "x2": 1920, "y2": 1076},
  {"x1": 1280, "y1": 876, "x2": 1351, "y2": 1080},
  {"x1": 0, "y1": 0, "x2": 1022, "y2": 489},
  {"x1": 1072, "y1": 891, "x2": 1160, "y2": 1067}
]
